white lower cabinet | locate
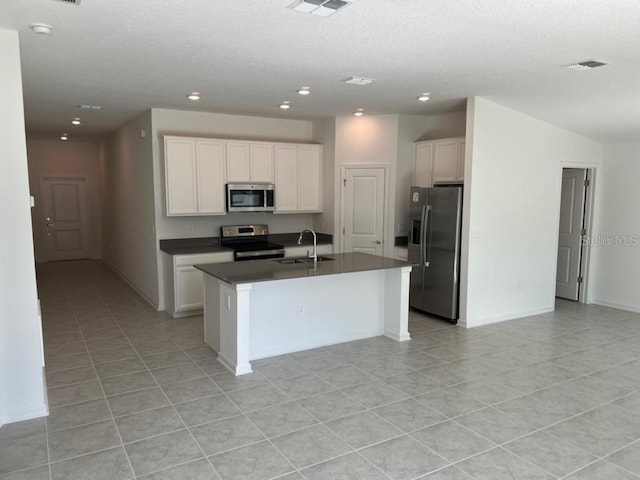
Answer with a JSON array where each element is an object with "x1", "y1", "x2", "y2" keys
[
  {"x1": 163, "y1": 251, "x2": 233, "y2": 317},
  {"x1": 284, "y1": 244, "x2": 333, "y2": 258}
]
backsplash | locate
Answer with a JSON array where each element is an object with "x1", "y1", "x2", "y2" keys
[{"x1": 156, "y1": 212, "x2": 317, "y2": 240}]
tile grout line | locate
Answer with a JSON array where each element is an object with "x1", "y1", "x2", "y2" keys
[
  {"x1": 114, "y1": 315, "x2": 226, "y2": 480},
  {"x1": 68, "y1": 293, "x2": 138, "y2": 479}
]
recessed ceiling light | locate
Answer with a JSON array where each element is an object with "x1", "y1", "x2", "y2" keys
[
  {"x1": 71, "y1": 118, "x2": 81, "y2": 125},
  {"x1": 279, "y1": 101, "x2": 291, "y2": 110},
  {"x1": 30, "y1": 23, "x2": 52, "y2": 35},
  {"x1": 187, "y1": 92, "x2": 200, "y2": 101},
  {"x1": 353, "y1": 108, "x2": 364, "y2": 117},
  {"x1": 60, "y1": 134, "x2": 68, "y2": 141},
  {"x1": 297, "y1": 87, "x2": 311, "y2": 96},
  {"x1": 417, "y1": 93, "x2": 431, "y2": 102}
]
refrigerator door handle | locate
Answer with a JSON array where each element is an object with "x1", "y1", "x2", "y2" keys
[
  {"x1": 418, "y1": 204, "x2": 426, "y2": 267},
  {"x1": 423, "y1": 205, "x2": 432, "y2": 267}
]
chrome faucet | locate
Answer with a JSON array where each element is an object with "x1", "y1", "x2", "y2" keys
[{"x1": 297, "y1": 229, "x2": 317, "y2": 263}]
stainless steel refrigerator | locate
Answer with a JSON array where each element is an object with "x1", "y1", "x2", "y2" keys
[{"x1": 408, "y1": 185, "x2": 463, "y2": 322}]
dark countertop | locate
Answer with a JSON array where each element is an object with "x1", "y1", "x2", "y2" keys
[
  {"x1": 159, "y1": 237, "x2": 232, "y2": 255},
  {"x1": 159, "y1": 233, "x2": 332, "y2": 255},
  {"x1": 195, "y1": 252, "x2": 411, "y2": 285}
]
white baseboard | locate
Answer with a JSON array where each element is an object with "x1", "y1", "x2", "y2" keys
[
  {"x1": 103, "y1": 259, "x2": 160, "y2": 311},
  {"x1": 463, "y1": 305, "x2": 555, "y2": 329},
  {"x1": 592, "y1": 299, "x2": 640, "y2": 314}
]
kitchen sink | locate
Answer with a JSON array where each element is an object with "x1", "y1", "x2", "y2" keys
[{"x1": 274, "y1": 256, "x2": 334, "y2": 264}]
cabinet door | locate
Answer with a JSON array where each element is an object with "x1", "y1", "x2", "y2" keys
[
  {"x1": 432, "y1": 140, "x2": 459, "y2": 184},
  {"x1": 249, "y1": 143, "x2": 274, "y2": 183},
  {"x1": 196, "y1": 140, "x2": 226, "y2": 214},
  {"x1": 274, "y1": 144, "x2": 298, "y2": 212},
  {"x1": 414, "y1": 142, "x2": 433, "y2": 187},
  {"x1": 456, "y1": 140, "x2": 466, "y2": 182},
  {"x1": 297, "y1": 145, "x2": 322, "y2": 212},
  {"x1": 226, "y1": 142, "x2": 250, "y2": 182},
  {"x1": 175, "y1": 266, "x2": 204, "y2": 311},
  {"x1": 165, "y1": 137, "x2": 198, "y2": 215}
]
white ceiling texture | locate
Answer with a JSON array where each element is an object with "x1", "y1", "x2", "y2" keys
[{"x1": 1, "y1": 0, "x2": 639, "y2": 142}]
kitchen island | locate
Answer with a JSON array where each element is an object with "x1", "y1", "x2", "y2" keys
[{"x1": 196, "y1": 253, "x2": 412, "y2": 375}]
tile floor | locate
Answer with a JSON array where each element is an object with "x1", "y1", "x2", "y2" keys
[{"x1": 1, "y1": 260, "x2": 640, "y2": 479}]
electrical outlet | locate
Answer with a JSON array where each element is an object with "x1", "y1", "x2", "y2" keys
[
  {"x1": 187, "y1": 224, "x2": 194, "y2": 233},
  {"x1": 297, "y1": 304, "x2": 305, "y2": 316}
]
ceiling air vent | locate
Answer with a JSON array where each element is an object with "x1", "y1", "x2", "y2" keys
[
  {"x1": 54, "y1": 0, "x2": 81, "y2": 4},
  {"x1": 289, "y1": 0, "x2": 351, "y2": 16},
  {"x1": 564, "y1": 60, "x2": 608, "y2": 71}
]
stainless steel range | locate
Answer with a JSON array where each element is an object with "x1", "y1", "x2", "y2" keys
[{"x1": 220, "y1": 224, "x2": 285, "y2": 261}]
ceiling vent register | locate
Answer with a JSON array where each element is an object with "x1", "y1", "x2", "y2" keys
[
  {"x1": 290, "y1": 0, "x2": 351, "y2": 16},
  {"x1": 54, "y1": 0, "x2": 81, "y2": 4},
  {"x1": 564, "y1": 60, "x2": 608, "y2": 71}
]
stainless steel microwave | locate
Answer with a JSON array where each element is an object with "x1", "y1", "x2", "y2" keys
[{"x1": 226, "y1": 183, "x2": 275, "y2": 212}]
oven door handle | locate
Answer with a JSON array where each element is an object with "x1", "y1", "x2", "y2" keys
[{"x1": 235, "y1": 249, "x2": 285, "y2": 259}]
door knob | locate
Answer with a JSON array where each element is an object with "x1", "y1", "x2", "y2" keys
[
  {"x1": 46, "y1": 223, "x2": 54, "y2": 227},
  {"x1": 375, "y1": 240, "x2": 382, "y2": 245}
]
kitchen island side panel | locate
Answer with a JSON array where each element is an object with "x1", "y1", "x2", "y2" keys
[{"x1": 247, "y1": 270, "x2": 386, "y2": 360}]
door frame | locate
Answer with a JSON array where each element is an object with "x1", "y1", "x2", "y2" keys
[
  {"x1": 38, "y1": 175, "x2": 91, "y2": 262},
  {"x1": 554, "y1": 164, "x2": 596, "y2": 304},
  {"x1": 339, "y1": 164, "x2": 390, "y2": 256}
]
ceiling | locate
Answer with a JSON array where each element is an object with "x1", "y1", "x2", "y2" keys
[{"x1": 1, "y1": 0, "x2": 639, "y2": 142}]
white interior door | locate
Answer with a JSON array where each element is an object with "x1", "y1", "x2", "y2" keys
[
  {"x1": 556, "y1": 168, "x2": 587, "y2": 300},
  {"x1": 41, "y1": 177, "x2": 89, "y2": 261},
  {"x1": 342, "y1": 167, "x2": 385, "y2": 256}
]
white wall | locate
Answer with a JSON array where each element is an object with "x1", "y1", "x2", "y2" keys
[
  {"x1": 27, "y1": 138, "x2": 102, "y2": 262},
  {"x1": 150, "y1": 109, "x2": 320, "y2": 309},
  {"x1": 460, "y1": 97, "x2": 602, "y2": 327},
  {"x1": 590, "y1": 143, "x2": 640, "y2": 312},
  {"x1": 101, "y1": 111, "x2": 159, "y2": 306},
  {"x1": 0, "y1": 29, "x2": 47, "y2": 425}
]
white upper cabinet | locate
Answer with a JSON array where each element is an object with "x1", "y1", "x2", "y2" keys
[
  {"x1": 414, "y1": 137, "x2": 465, "y2": 187},
  {"x1": 165, "y1": 137, "x2": 198, "y2": 215},
  {"x1": 457, "y1": 140, "x2": 466, "y2": 182},
  {"x1": 165, "y1": 136, "x2": 226, "y2": 216},
  {"x1": 414, "y1": 142, "x2": 433, "y2": 188},
  {"x1": 226, "y1": 141, "x2": 274, "y2": 183},
  {"x1": 274, "y1": 144, "x2": 322, "y2": 213},
  {"x1": 250, "y1": 143, "x2": 274, "y2": 183},
  {"x1": 195, "y1": 140, "x2": 226, "y2": 214},
  {"x1": 274, "y1": 144, "x2": 298, "y2": 211},
  {"x1": 297, "y1": 145, "x2": 322, "y2": 211},
  {"x1": 225, "y1": 142, "x2": 250, "y2": 182},
  {"x1": 432, "y1": 139, "x2": 459, "y2": 184},
  {"x1": 165, "y1": 136, "x2": 320, "y2": 216}
]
